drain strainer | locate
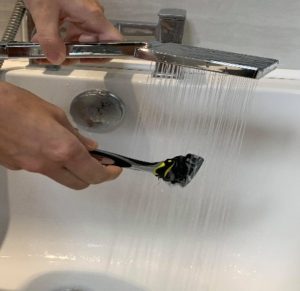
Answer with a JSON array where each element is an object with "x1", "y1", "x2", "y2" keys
[{"x1": 70, "y1": 89, "x2": 125, "y2": 133}]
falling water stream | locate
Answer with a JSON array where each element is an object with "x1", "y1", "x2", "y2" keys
[{"x1": 103, "y1": 64, "x2": 257, "y2": 291}]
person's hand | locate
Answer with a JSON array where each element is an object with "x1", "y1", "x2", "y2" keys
[
  {"x1": 24, "y1": 0, "x2": 123, "y2": 64},
  {"x1": 0, "y1": 82, "x2": 122, "y2": 189}
]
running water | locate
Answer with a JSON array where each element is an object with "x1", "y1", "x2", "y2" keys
[{"x1": 104, "y1": 64, "x2": 257, "y2": 291}]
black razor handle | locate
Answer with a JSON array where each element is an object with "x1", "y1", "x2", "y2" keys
[{"x1": 90, "y1": 149, "x2": 157, "y2": 168}]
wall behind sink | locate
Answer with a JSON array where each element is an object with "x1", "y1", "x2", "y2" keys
[{"x1": 0, "y1": 0, "x2": 299, "y2": 69}]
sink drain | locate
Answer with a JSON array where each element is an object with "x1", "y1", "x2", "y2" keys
[{"x1": 70, "y1": 89, "x2": 125, "y2": 133}]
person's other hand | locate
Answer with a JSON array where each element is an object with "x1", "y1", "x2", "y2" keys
[
  {"x1": 24, "y1": 0, "x2": 123, "y2": 64},
  {"x1": 0, "y1": 82, "x2": 122, "y2": 189}
]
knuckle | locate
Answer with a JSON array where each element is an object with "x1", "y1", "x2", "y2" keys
[{"x1": 47, "y1": 138, "x2": 80, "y2": 163}]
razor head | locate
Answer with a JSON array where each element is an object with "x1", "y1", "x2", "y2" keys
[
  {"x1": 154, "y1": 154, "x2": 204, "y2": 187},
  {"x1": 135, "y1": 42, "x2": 278, "y2": 79}
]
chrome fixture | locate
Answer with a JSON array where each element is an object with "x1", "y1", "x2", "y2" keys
[
  {"x1": 70, "y1": 89, "x2": 125, "y2": 133},
  {"x1": 1, "y1": 2, "x2": 187, "y2": 78},
  {"x1": 113, "y1": 8, "x2": 186, "y2": 44},
  {"x1": 26, "y1": 8, "x2": 186, "y2": 44},
  {"x1": 1, "y1": 3, "x2": 278, "y2": 79},
  {"x1": 0, "y1": 41, "x2": 279, "y2": 79},
  {"x1": 0, "y1": 41, "x2": 146, "y2": 59},
  {"x1": 26, "y1": 7, "x2": 187, "y2": 76}
]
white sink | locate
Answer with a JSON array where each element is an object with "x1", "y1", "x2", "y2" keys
[{"x1": 0, "y1": 60, "x2": 300, "y2": 291}]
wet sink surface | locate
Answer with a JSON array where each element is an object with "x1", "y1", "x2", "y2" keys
[{"x1": 1, "y1": 63, "x2": 300, "y2": 290}]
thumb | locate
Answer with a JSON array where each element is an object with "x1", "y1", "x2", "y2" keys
[
  {"x1": 65, "y1": 126, "x2": 98, "y2": 152},
  {"x1": 52, "y1": 105, "x2": 98, "y2": 150},
  {"x1": 73, "y1": 130, "x2": 98, "y2": 151},
  {"x1": 62, "y1": 121, "x2": 98, "y2": 151},
  {"x1": 27, "y1": 2, "x2": 66, "y2": 65}
]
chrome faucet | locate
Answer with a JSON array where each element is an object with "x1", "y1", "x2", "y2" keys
[
  {"x1": 113, "y1": 8, "x2": 186, "y2": 43},
  {"x1": 26, "y1": 7, "x2": 187, "y2": 75},
  {"x1": 112, "y1": 8, "x2": 186, "y2": 78},
  {"x1": 1, "y1": 2, "x2": 187, "y2": 78}
]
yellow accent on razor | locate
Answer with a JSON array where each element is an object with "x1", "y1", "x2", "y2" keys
[{"x1": 153, "y1": 162, "x2": 166, "y2": 176}]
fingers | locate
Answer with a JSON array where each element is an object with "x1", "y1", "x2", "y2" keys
[
  {"x1": 44, "y1": 165, "x2": 89, "y2": 190},
  {"x1": 64, "y1": 21, "x2": 121, "y2": 43},
  {"x1": 44, "y1": 167, "x2": 120, "y2": 190},
  {"x1": 79, "y1": 28, "x2": 123, "y2": 42},
  {"x1": 19, "y1": 134, "x2": 122, "y2": 188},
  {"x1": 60, "y1": 2, "x2": 123, "y2": 42},
  {"x1": 56, "y1": 114, "x2": 123, "y2": 182},
  {"x1": 63, "y1": 143, "x2": 122, "y2": 184},
  {"x1": 39, "y1": 132, "x2": 121, "y2": 186},
  {"x1": 0, "y1": 80, "x2": 122, "y2": 190},
  {"x1": 62, "y1": 2, "x2": 123, "y2": 41},
  {"x1": 26, "y1": 1, "x2": 66, "y2": 64},
  {"x1": 49, "y1": 106, "x2": 122, "y2": 184},
  {"x1": 62, "y1": 24, "x2": 116, "y2": 64},
  {"x1": 73, "y1": 132, "x2": 98, "y2": 151},
  {"x1": 53, "y1": 108, "x2": 98, "y2": 151},
  {"x1": 26, "y1": 0, "x2": 123, "y2": 66}
]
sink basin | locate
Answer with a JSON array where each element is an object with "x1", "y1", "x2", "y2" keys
[
  {"x1": 0, "y1": 166, "x2": 9, "y2": 249},
  {"x1": 19, "y1": 271, "x2": 144, "y2": 291},
  {"x1": 0, "y1": 60, "x2": 300, "y2": 291}
]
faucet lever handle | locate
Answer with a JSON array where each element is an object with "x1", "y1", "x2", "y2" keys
[
  {"x1": 111, "y1": 9, "x2": 186, "y2": 44},
  {"x1": 0, "y1": 41, "x2": 147, "y2": 60},
  {"x1": 157, "y1": 9, "x2": 186, "y2": 43},
  {"x1": 158, "y1": 8, "x2": 187, "y2": 21}
]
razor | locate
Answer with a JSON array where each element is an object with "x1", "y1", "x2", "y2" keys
[
  {"x1": 0, "y1": 41, "x2": 278, "y2": 78},
  {"x1": 90, "y1": 149, "x2": 204, "y2": 187}
]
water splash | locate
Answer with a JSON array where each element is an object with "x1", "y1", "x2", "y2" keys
[{"x1": 105, "y1": 64, "x2": 257, "y2": 290}]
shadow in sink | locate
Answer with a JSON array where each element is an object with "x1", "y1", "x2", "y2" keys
[
  {"x1": 0, "y1": 166, "x2": 9, "y2": 249},
  {"x1": 20, "y1": 271, "x2": 145, "y2": 291}
]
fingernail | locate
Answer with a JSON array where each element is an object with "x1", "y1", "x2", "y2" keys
[{"x1": 99, "y1": 157, "x2": 114, "y2": 165}]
